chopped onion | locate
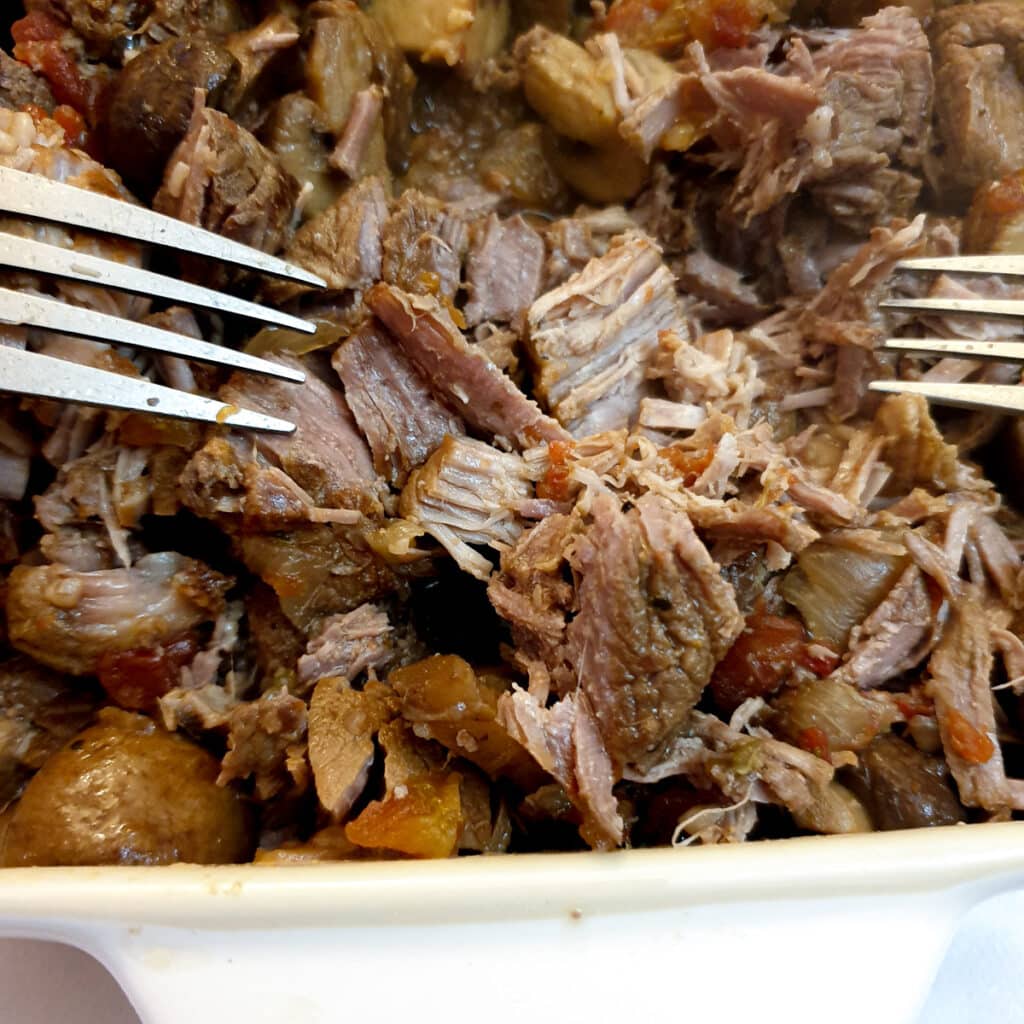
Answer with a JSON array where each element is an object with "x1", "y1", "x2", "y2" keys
[
  {"x1": 772, "y1": 678, "x2": 897, "y2": 753},
  {"x1": 781, "y1": 542, "x2": 905, "y2": 650}
]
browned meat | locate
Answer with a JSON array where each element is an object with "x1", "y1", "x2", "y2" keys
[
  {"x1": 3, "y1": 708, "x2": 253, "y2": 866},
  {"x1": 155, "y1": 102, "x2": 300, "y2": 282},
  {"x1": 159, "y1": 684, "x2": 238, "y2": 734},
  {"x1": 329, "y1": 85, "x2": 384, "y2": 178},
  {"x1": 526, "y1": 235, "x2": 686, "y2": 436},
  {"x1": 930, "y1": 3, "x2": 1024, "y2": 201},
  {"x1": 6, "y1": 553, "x2": 231, "y2": 676},
  {"x1": 567, "y1": 492, "x2": 743, "y2": 772},
  {"x1": 365, "y1": 283, "x2": 570, "y2": 449},
  {"x1": 0, "y1": 657, "x2": 99, "y2": 810},
  {"x1": 307, "y1": 678, "x2": 394, "y2": 819},
  {"x1": 297, "y1": 603, "x2": 394, "y2": 690},
  {"x1": 28, "y1": 0, "x2": 247, "y2": 60},
  {"x1": 220, "y1": 356, "x2": 386, "y2": 516},
  {"x1": 238, "y1": 524, "x2": 400, "y2": 634},
  {"x1": 274, "y1": 176, "x2": 388, "y2": 296},
  {"x1": 0, "y1": 50, "x2": 53, "y2": 110},
  {"x1": 218, "y1": 687, "x2": 309, "y2": 802},
  {"x1": 399, "y1": 436, "x2": 535, "y2": 579},
  {"x1": 380, "y1": 189, "x2": 468, "y2": 301},
  {"x1": 675, "y1": 251, "x2": 767, "y2": 326},
  {"x1": 488, "y1": 511, "x2": 580, "y2": 692},
  {"x1": 464, "y1": 214, "x2": 545, "y2": 327},
  {"x1": 830, "y1": 566, "x2": 940, "y2": 689},
  {"x1": 926, "y1": 595, "x2": 1014, "y2": 811},
  {"x1": 499, "y1": 687, "x2": 623, "y2": 848},
  {"x1": 332, "y1": 320, "x2": 464, "y2": 487}
]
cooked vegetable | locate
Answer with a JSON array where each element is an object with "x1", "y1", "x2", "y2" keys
[
  {"x1": 100, "y1": 35, "x2": 240, "y2": 194},
  {"x1": 370, "y1": 0, "x2": 509, "y2": 69},
  {"x1": 781, "y1": 544, "x2": 906, "y2": 650},
  {"x1": 1, "y1": 709, "x2": 253, "y2": 865},
  {"x1": 843, "y1": 735, "x2": 966, "y2": 831},
  {"x1": 772, "y1": 679, "x2": 895, "y2": 753},
  {"x1": 963, "y1": 169, "x2": 1024, "y2": 254}
]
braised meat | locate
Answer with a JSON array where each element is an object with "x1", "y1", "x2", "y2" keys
[{"x1": 4, "y1": 0, "x2": 1024, "y2": 862}]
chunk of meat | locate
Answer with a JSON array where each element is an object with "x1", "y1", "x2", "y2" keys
[
  {"x1": 273, "y1": 176, "x2": 388, "y2": 296},
  {"x1": 365, "y1": 283, "x2": 569, "y2": 449},
  {"x1": 568, "y1": 492, "x2": 743, "y2": 771},
  {"x1": 929, "y1": 2, "x2": 1024, "y2": 201},
  {"x1": 6, "y1": 553, "x2": 231, "y2": 676},
  {"x1": 238, "y1": 524, "x2": 400, "y2": 634},
  {"x1": 297, "y1": 604, "x2": 394, "y2": 690},
  {"x1": 220, "y1": 356, "x2": 385, "y2": 516},
  {"x1": 155, "y1": 102, "x2": 299, "y2": 285},
  {"x1": 464, "y1": 214, "x2": 545, "y2": 327},
  {"x1": 307, "y1": 678, "x2": 395, "y2": 820},
  {"x1": 487, "y1": 511, "x2": 580, "y2": 690},
  {"x1": 830, "y1": 566, "x2": 940, "y2": 690},
  {"x1": 0, "y1": 657, "x2": 99, "y2": 810},
  {"x1": 380, "y1": 189, "x2": 468, "y2": 301},
  {"x1": 526, "y1": 235, "x2": 687, "y2": 435},
  {"x1": 926, "y1": 595, "x2": 1016, "y2": 811},
  {"x1": 218, "y1": 688, "x2": 309, "y2": 802},
  {"x1": 0, "y1": 49, "x2": 53, "y2": 110},
  {"x1": 498, "y1": 687, "x2": 623, "y2": 848},
  {"x1": 399, "y1": 436, "x2": 535, "y2": 580},
  {"x1": 332, "y1": 320, "x2": 464, "y2": 488}
]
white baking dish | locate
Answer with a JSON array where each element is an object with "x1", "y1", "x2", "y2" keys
[{"x1": 0, "y1": 822, "x2": 1021, "y2": 1024}]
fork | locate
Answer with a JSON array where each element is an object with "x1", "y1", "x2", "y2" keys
[
  {"x1": 0, "y1": 166, "x2": 326, "y2": 434},
  {"x1": 872, "y1": 255, "x2": 1024, "y2": 415}
]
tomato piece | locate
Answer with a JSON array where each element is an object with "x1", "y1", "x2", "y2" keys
[
  {"x1": 11, "y1": 12, "x2": 66, "y2": 44},
  {"x1": 945, "y1": 709, "x2": 995, "y2": 765},
  {"x1": 799, "y1": 644, "x2": 840, "y2": 677},
  {"x1": 796, "y1": 726, "x2": 831, "y2": 761},
  {"x1": 895, "y1": 687, "x2": 933, "y2": 721},
  {"x1": 537, "y1": 439, "x2": 576, "y2": 502},
  {"x1": 710, "y1": 611, "x2": 807, "y2": 714},
  {"x1": 97, "y1": 636, "x2": 198, "y2": 713},
  {"x1": 660, "y1": 445, "x2": 715, "y2": 486}
]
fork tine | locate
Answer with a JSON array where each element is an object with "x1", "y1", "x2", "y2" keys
[
  {"x1": 0, "y1": 346, "x2": 296, "y2": 433},
  {"x1": 881, "y1": 337, "x2": 1024, "y2": 363},
  {"x1": 0, "y1": 233, "x2": 317, "y2": 334},
  {"x1": 879, "y1": 296, "x2": 1024, "y2": 320},
  {"x1": 868, "y1": 379, "x2": 1024, "y2": 415},
  {"x1": 0, "y1": 287, "x2": 305, "y2": 383},
  {"x1": 0, "y1": 166, "x2": 325, "y2": 289},
  {"x1": 896, "y1": 255, "x2": 1024, "y2": 277}
]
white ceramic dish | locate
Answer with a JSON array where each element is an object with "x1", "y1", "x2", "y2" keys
[{"x1": 0, "y1": 822, "x2": 1021, "y2": 1024}]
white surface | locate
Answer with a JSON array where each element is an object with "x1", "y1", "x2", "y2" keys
[
  {"x1": 1, "y1": 896, "x2": 1024, "y2": 1024},
  {"x1": 0, "y1": 892, "x2": 1019, "y2": 1019},
  {"x1": 1, "y1": 825, "x2": 1023, "y2": 1024}
]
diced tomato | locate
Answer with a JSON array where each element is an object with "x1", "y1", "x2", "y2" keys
[
  {"x1": 12, "y1": 13, "x2": 101, "y2": 125},
  {"x1": 796, "y1": 726, "x2": 831, "y2": 761},
  {"x1": 537, "y1": 439, "x2": 576, "y2": 502},
  {"x1": 97, "y1": 636, "x2": 198, "y2": 713},
  {"x1": 985, "y1": 174, "x2": 1024, "y2": 216},
  {"x1": 799, "y1": 644, "x2": 840, "y2": 677},
  {"x1": 660, "y1": 445, "x2": 715, "y2": 487},
  {"x1": 710, "y1": 610, "x2": 807, "y2": 713},
  {"x1": 895, "y1": 687, "x2": 933, "y2": 721},
  {"x1": 945, "y1": 708, "x2": 995, "y2": 765}
]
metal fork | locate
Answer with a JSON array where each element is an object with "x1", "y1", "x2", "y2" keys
[
  {"x1": 872, "y1": 255, "x2": 1024, "y2": 415},
  {"x1": 0, "y1": 166, "x2": 326, "y2": 434}
]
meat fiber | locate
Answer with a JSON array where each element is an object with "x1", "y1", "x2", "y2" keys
[
  {"x1": 155, "y1": 102, "x2": 299, "y2": 284},
  {"x1": 6, "y1": 553, "x2": 231, "y2": 676},
  {"x1": 526, "y1": 235, "x2": 687, "y2": 435},
  {"x1": 365, "y1": 283, "x2": 569, "y2": 449},
  {"x1": 400, "y1": 436, "x2": 535, "y2": 580},
  {"x1": 567, "y1": 492, "x2": 743, "y2": 771},
  {"x1": 464, "y1": 214, "x2": 545, "y2": 327},
  {"x1": 332, "y1": 320, "x2": 464, "y2": 487},
  {"x1": 297, "y1": 603, "x2": 394, "y2": 690}
]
